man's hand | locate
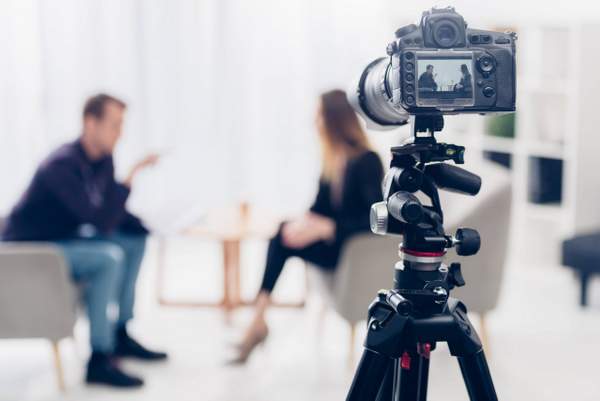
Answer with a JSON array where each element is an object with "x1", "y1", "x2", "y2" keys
[
  {"x1": 281, "y1": 212, "x2": 336, "y2": 249},
  {"x1": 123, "y1": 153, "x2": 160, "y2": 188}
]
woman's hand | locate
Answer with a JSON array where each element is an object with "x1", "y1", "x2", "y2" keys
[
  {"x1": 281, "y1": 213, "x2": 336, "y2": 249},
  {"x1": 306, "y1": 212, "x2": 336, "y2": 241}
]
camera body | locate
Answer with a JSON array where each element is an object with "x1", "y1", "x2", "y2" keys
[
  {"x1": 392, "y1": 7, "x2": 516, "y2": 114},
  {"x1": 351, "y1": 7, "x2": 517, "y2": 128}
]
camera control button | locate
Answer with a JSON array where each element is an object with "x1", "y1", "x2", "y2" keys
[
  {"x1": 477, "y1": 79, "x2": 484, "y2": 87},
  {"x1": 477, "y1": 55, "x2": 496, "y2": 73},
  {"x1": 405, "y1": 62, "x2": 414, "y2": 72},
  {"x1": 395, "y1": 24, "x2": 418, "y2": 38},
  {"x1": 495, "y1": 37, "x2": 510, "y2": 44},
  {"x1": 386, "y1": 42, "x2": 398, "y2": 55},
  {"x1": 482, "y1": 86, "x2": 496, "y2": 97}
]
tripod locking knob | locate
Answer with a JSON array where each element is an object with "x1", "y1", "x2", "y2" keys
[
  {"x1": 431, "y1": 287, "x2": 448, "y2": 305},
  {"x1": 370, "y1": 201, "x2": 389, "y2": 235},
  {"x1": 386, "y1": 290, "x2": 412, "y2": 316},
  {"x1": 448, "y1": 263, "x2": 465, "y2": 288},
  {"x1": 454, "y1": 228, "x2": 481, "y2": 256},
  {"x1": 387, "y1": 192, "x2": 423, "y2": 224}
]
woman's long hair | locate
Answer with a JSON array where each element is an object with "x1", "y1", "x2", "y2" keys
[{"x1": 317, "y1": 89, "x2": 371, "y2": 184}]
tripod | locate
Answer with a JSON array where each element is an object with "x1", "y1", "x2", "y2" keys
[{"x1": 346, "y1": 115, "x2": 498, "y2": 401}]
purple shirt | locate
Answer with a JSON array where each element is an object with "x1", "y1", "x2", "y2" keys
[{"x1": 3, "y1": 139, "x2": 147, "y2": 241}]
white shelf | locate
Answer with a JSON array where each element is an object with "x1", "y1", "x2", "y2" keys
[
  {"x1": 441, "y1": 23, "x2": 600, "y2": 238},
  {"x1": 518, "y1": 77, "x2": 574, "y2": 96},
  {"x1": 518, "y1": 140, "x2": 564, "y2": 159},
  {"x1": 520, "y1": 202, "x2": 564, "y2": 222},
  {"x1": 475, "y1": 136, "x2": 564, "y2": 159},
  {"x1": 509, "y1": 22, "x2": 600, "y2": 236},
  {"x1": 481, "y1": 135, "x2": 515, "y2": 154},
  {"x1": 519, "y1": 85, "x2": 570, "y2": 96}
]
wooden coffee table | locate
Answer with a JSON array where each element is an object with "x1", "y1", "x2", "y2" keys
[{"x1": 155, "y1": 204, "x2": 307, "y2": 315}]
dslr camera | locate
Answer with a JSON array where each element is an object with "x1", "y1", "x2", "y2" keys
[{"x1": 350, "y1": 6, "x2": 516, "y2": 129}]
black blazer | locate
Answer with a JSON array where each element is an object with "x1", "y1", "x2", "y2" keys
[{"x1": 310, "y1": 150, "x2": 384, "y2": 243}]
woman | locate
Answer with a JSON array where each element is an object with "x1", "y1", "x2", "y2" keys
[
  {"x1": 455, "y1": 64, "x2": 473, "y2": 93},
  {"x1": 232, "y1": 89, "x2": 384, "y2": 363}
]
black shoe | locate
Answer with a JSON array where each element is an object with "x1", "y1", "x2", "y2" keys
[
  {"x1": 115, "y1": 327, "x2": 168, "y2": 361},
  {"x1": 86, "y1": 352, "x2": 144, "y2": 388}
]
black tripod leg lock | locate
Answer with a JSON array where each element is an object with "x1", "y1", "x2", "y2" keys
[
  {"x1": 363, "y1": 294, "x2": 410, "y2": 358},
  {"x1": 385, "y1": 289, "x2": 412, "y2": 316},
  {"x1": 448, "y1": 262, "x2": 466, "y2": 289}
]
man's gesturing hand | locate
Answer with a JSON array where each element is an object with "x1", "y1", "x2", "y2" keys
[{"x1": 123, "y1": 154, "x2": 160, "y2": 188}]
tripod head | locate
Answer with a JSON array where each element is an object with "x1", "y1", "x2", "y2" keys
[{"x1": 370, "y1": 115, "x2": 482, "y2": 314}]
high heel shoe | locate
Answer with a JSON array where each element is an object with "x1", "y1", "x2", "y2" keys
[{"x1": 228, "y1": 325, "x2": 269, "y2": 365}]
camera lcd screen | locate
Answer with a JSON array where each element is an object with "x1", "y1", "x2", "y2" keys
[{"x1": 415, "y1": 52, "x2": 475, "y2": 107}]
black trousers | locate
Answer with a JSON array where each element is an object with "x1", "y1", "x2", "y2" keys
[{"x1": 259, "y1": 227, "x2": 341, "y2": 294}]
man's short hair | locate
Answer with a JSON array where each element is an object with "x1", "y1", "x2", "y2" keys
[
  {"x1": 427, "y1": 64, "x2": 434, "y2": 70},
  {"x1": 83, "y1": 93, "x2": 126, "y2": 120}
]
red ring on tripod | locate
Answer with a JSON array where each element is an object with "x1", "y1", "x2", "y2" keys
[{"x1": 402, "y1": 248, "x2": 446, "y2": 257}]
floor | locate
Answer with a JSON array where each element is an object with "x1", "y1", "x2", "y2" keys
[{"x1": 2, "y1": 228, "x2": 600, "y2": 401}]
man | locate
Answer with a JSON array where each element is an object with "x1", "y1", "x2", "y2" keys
[
  {"x1": 418, "y1": 64, "x2": 438, "y2": 91},
  {"x1": 3, "y1": 94, "x2": 166, "y2": 388}
]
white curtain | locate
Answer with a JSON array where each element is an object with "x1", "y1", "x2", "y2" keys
[{"x1": 2, "y1": 0, "x2": 598, "y2": 231}]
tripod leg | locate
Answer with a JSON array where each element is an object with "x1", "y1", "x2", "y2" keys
[
  {"x1": 396, "y1": 346, "x2": 430, "y2": 401},
  {"x1": 346, "y1": 349, "x2": 392, "y2": 401},
  {"x1": 375, "y1": 359, "x2": 396, "y2": 401},
  {"x1": 446, "y1": 301, "x2": 498, "y2": 401},
  {"x1": 346, "y1": 295, "x2": 411, "y2": 401},
  {"x1": 458, "y1": 350, "x2": 497, "y2": 401},
  {"x1": 416, "y1": 353, "x2": 430, "y2": 401}
]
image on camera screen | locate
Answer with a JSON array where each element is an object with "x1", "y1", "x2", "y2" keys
[{"x1": 416, "y1": 54, "x2": 475, "y2": 107}]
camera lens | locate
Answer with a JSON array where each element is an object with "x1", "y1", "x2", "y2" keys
[
  {"x1": 433, "y1": 20, "x2": 459, "y2": 48},
  {"x1": 348, "y1": 57, "x2": 409, "y2": 129}
]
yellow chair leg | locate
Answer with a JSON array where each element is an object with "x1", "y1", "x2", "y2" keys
[
  {"x1": 51, "y1": 341, "x2": 66, "y2": 393},
  {"x1": 479, "y1": 314, "x2": 490, "y2": 356},
  {"x1": 316, "y1": 302, "x2": 328, "y2": 340},
  {"x1": 348, "y1": 323, "x2": 356, "y2": 368}
]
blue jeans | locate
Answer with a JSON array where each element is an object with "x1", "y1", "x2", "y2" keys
[{"x1": 56, "y1": 233, "x2": 147, "y2": 352}]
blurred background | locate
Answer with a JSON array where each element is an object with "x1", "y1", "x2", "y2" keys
[{"x1": 2, "y1": 0, "x2": 600, "y2": 400}]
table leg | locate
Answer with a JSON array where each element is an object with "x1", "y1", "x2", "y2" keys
[
  {"x1": 157, "y1": 236, "x2": 228, "y2": 308},
  {"x1": 223, "y1": 240, "x2": 233, "y2": 312},
  {"x1": 156, "y1": 235, "x2": 306, "y2": 309},
  {"x1": 223, "y1": 239, "x2": 242, "y2": 323},
  {"x1": 231, "y1": 240, "x2": 242, "y2": 306}
]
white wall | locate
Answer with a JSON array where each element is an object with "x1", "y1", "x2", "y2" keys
[{"x1": 1, "y1": 0, "x2": 600, "y2": 231}]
